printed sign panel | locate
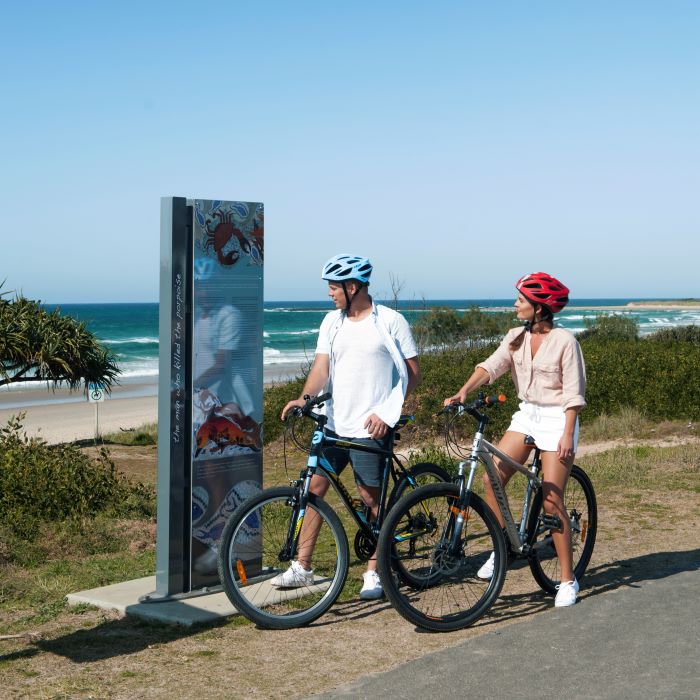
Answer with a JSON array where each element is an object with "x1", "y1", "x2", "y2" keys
[
  {"x1": 189, "y1": 199, "x2": 264, "y2": 587},
  {"x1": 88, "y1": 383, "x2": 105, "y2": 403}
]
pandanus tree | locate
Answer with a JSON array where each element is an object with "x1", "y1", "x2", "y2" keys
[{"x1": 0, "y1": 288, "x2": 119, "y2": 392}]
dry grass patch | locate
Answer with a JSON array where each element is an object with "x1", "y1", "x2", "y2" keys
[{"x1": 2, "y1": 440, "x2": 699, "y2": 699}]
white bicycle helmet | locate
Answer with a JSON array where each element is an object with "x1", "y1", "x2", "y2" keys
[{"x1": 321, "y1": 254, "x2": 373, "y2": 283}]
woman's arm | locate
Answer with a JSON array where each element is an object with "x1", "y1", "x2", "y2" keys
[
  {"x1": 557, "y1": 406, "x2": 581, "y2": 462},
  {"x1": 443, "y1": 367, "x2": 491, "y2": 406}
]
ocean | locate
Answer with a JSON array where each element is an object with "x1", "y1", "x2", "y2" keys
[{"x1": 34, "y1": 299, "x2": 700, "y2": 383}]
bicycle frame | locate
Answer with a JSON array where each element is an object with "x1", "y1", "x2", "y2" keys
[
  {"x1": 452, "y1": 404, "x2": 544, "y2": 554},
  {"x1": 287, "y1": 419, "x2": 408, "y2": 562}
]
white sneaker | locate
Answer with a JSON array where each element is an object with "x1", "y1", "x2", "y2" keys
[
  {"x1": 269, "y1": 560, "x2": 314, "y2": 588},
  {"x1": 477, "y1": 551, "x2": 495, "y2": 580},
  {"x1": 359, "y1": 571, "x2": 383, "y2": 600},
  {"x1": 554, "y1": 578, "x2": 580, "y2": 607}
]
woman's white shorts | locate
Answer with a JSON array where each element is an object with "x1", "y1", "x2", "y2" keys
[{"x1": 507, "y1": 402, "x2": 579, "y2": 453}]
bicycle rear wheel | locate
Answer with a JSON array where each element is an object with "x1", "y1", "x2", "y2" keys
[
  {"x1": 387, "y1": 462, "x2": 452, "y2": 509},
  {"x1": 377, "y1": 482, "x2": 507, "y2": 632},
  {"x1": 218, "y1": 486, "x2": 349, "y2": 629},
  {"x1": 527, "y1": 465, "x2": 597, "y2": 594}
]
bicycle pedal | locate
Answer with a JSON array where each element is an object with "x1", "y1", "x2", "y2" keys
[{"x1": 540, "y1": 514, "x2": 562, "y2": 530}]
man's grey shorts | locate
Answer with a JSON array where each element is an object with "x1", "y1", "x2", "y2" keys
[{"x1": 319, "y1": 429, "x2": 390, "y2": 488}]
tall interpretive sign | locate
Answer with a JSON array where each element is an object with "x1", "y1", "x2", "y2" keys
[{"x1": 156, "y1": 197, "x2": 264, "y2": 597}]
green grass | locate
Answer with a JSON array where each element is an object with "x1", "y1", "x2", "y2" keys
[
  {"x1": 0, "y1": 548, "x2": 155, "y2": 633},
  {"x1": 2, "y1": 434, "x2": 698, "y2": 634},
  {"x1": 577, "y1": 442, "x2": 700, "y2": 494},
  {"x1": 579, "y1": 408, "x2": 694, "y2": 443},
  {"x1": 102, "y1": 422, "x2": 158, "y2": 446}
]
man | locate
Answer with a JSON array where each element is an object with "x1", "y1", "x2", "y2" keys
[{"x1": 274, "y1": 254, "x2": 421, "y2": 599}]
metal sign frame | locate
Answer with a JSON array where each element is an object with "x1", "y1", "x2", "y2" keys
[{"x1": 154, "y1": 197, "x2": 264, "y2": 598}]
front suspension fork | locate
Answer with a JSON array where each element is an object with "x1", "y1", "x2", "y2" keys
[
  {"x1": 447, "y1": 458, "x2": 479, "y2": 552},
  {"x1": 280, "y1": 472, "x2": 313, "y2": 561}
]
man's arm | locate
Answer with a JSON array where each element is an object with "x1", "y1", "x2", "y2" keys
[
  {"x1": 364, "y1": 356, "x2": 420, "y2": 439},
  {"x1": 405, "y1": 356, "x2": 421, "y2": 396},
  {"x1": 280, "y1": 354, "x2": 330, "y2": 420}
]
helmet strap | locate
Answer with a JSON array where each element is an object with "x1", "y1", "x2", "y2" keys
[
  {"x1": 523, "y1": 301, "x2": 538, "y2": 331},
  {"x1": 525, "y1": 304, "x2": 553, "y2": 332},
  {"x1": 341, "y1": 281, "x2": 353, "y2": 312}
]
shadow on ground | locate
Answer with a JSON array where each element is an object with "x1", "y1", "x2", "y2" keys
[
  {"x1": 1, "y1": 616, "x2": 228, "y2": 664},
  {"x1": 472, "y1": 546, "x2": 700, "y2": 630},
  {"x1": 4, "y1": 547, "x2": 697, "y2": 662}
]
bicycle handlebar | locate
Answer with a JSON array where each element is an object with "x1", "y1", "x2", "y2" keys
[
  {"x1": 437, "y1": 393, "x2": 507, "y2": 416},
  {"x1": 291, "y1": 392, "x2": 332, "y2": 419}
]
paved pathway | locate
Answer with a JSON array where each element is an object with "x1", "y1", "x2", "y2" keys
[{"x1": 311, "y1": 567, "x2": 700, "y2": 699}]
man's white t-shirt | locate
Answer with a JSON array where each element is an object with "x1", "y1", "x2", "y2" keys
[{"x1": 316, "y1": 308, "x2": 417, "y2": 438}]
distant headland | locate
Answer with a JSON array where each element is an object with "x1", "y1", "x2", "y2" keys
[{"x1": 626, "y1": 300, "x2": 700, "y2": 309}]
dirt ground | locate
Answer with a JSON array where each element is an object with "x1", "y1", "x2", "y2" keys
[{"x1": 2, "y1": 439, "x2": 699, "y2": 699}]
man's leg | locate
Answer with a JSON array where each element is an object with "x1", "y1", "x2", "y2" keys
[
  {"x1": 296, "y1": 473, "x2": 331, "y2": 570},
  {"x1": 355, "y1": 483, "x2": 381, "y2": 572},
  {"x1": 295, "y1": 438, "x2": 352, "y2": 570}
]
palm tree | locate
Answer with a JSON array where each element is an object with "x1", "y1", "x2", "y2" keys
[{"x1": 0, "y1": 288, "x2": 119, "y2": 391}]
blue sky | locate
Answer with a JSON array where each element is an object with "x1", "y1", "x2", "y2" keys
[{"x1": 1, "y1": 1, "x2": 698, "y2": 302}]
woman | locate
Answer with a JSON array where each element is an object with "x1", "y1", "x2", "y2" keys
[{"x1": 444, "y1": 272, "x2": 586, "y2": 607}]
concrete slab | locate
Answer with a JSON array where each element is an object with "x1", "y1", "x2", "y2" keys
[
  {"x1": 66, "y1": 573, "x2": 333, "y2": 626},
  {"x1": 66, "y1": 576, "x2": 237, "y2": 626}
]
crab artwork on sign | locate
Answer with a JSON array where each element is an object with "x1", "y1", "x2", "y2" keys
[
  {"x1": 193, "y1": 389, "x2": 263, "y2": 458},
  {"x1": 194, "y1": 201, "x2": 264, "y2": 268}
]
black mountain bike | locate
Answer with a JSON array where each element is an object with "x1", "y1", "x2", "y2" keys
[
  {"x1": 376, "y1": 394, "x2": 597, "y2": 632},
  {"x1": 217, "y1": 393, "x2": 450, "y2": 629}
]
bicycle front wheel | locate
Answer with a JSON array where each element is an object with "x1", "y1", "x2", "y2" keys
[
  {"x1": 377, "y1": 482, "x2": 507, "y2": 632},
  {"x1": 218, "y1": 486, "x2": 349, "y2": 629},
  {"x1": 527, "y1": 465, "x2": 597, "y2": 594}
]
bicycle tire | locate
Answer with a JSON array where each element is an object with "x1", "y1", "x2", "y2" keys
[
  {"x1": 385, "y1": 463, "x2": 452, "y2": 588},
  {"x1": 377, "y1": 482, "x2": 507, "y2": 632},
  {"x1": 387, "y1": 462, "x2": 452, "y2": 510},
  {"x1": 218, "y1": 486, "x2": 349, "y2": 629},
  {"x1": 527, "y1": 465, "x2": 597, "y2": 595}
]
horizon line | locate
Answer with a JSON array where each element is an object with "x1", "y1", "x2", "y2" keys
[{"x1": 38, "y1": 296, "x2": 700, "y2": 306}]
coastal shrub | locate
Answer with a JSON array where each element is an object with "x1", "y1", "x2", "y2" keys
[
  {"x1": 646, "y1": 325, "x2": 700, "y2": 344},
  {"x1": 259, "y1": 327, "x2": 700, "y2": 445},
  {"x1": 0, "y1": 414, "x2": 155, "y2": 536},
  {"x1": 405, "y1": 345, "x2": 516, "y2": 439},
  {"x1": 412, "y1": 305, "x2": 515, "y2": 352},
  {"x1": 577, "y1": 313, "x2": 639, "y2": 341},
  {"x1": 576, "y1": 338, "x2": 700, "y2": 421},
  {"x1": 404, "y1": 334, "x2": 700, "y2": 437},
  {"x1": 263, "y1": 376, "x2": 305, "y2": 445}
]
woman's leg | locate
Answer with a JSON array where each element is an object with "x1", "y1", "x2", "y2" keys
[
  {"x1": 481, "y1": 431, "x2": 532, "y2": 527},
  {"x1": 539, "y1": 451, "x2": 575, "y2": 582}
]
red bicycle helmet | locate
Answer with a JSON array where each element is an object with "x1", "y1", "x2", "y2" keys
[{"x1": 515, "y1": 272, "x2": 570, "y2": 314}]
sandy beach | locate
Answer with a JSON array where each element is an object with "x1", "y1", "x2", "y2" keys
[{"x1": 0, "y1": 362, "x2": 303, "y2": 445}]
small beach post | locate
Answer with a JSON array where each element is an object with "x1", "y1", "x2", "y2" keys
[
  {"x1": 152, "y1": 197, "x2": 264, "y2": 599},
  {"x1": 87, "y1": 382, "x2": 104, "y2": 440}
]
